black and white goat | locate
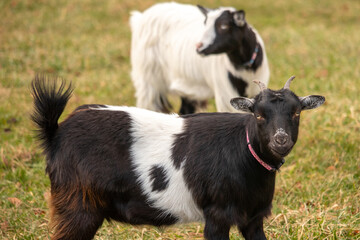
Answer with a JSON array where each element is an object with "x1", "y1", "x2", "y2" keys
[
  {"x1": 31, "y1": 75, "x2": 324, "y2": 240},
  {"x1": 130, "y1": 2, "x2": 270, "y2": 114}
]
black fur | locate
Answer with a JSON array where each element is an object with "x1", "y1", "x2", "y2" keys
[
  {"x1": 174, "y1": 113, "x2": 274, "y2": 239},
  {"x1": 31, "y1": 75, "x2": 178, "y2": 240},
  {"x1": 179, "y1": 97, "x2": 197, "y2": 115},
  {"x1": 228, "y1": 72, "x2": 248, "y2": 97},
  {"x1": 227, "y1": 43, "x2": 263, "y2": 72},
  {"x1": 31, "y1": 75, "x2": 324, "y2": 240},
  {"x1": 31, "y1": 74, "x2": 73, "y2": 155},
  {"x1": 179, "y1": 98, "x2": 208, "y2": 115},
  {"x1": 149, "y1": 165, "x2": 169, "y2": 192}
]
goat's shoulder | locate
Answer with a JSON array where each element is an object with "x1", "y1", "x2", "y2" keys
[{"x1": 182, "y1": 112, "x2": 251, "y2": 128}]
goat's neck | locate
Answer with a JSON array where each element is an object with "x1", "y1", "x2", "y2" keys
[
  {"x1": 226, "y1": 30, "x2": 262, "y2": 72},
  {"x1": 246, "y1": 124, "x2": 284, "y2": 171}
]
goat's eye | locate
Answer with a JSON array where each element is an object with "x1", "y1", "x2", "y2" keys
[
  {"x1": 255, "y1": 114, "x2": 264, "y2": 120},
  {"x1": 220, "y1": 23, "x2": 229, "y2": 30},
  {"x1": 293, "y1": 112, "x2": 300, "y2": 118}
]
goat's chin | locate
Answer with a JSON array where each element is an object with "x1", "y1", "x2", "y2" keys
[
  {"x1": 196, "y1": 46, "x2": 220, "y2": 56},
  {"x1": 269, "y1": 146, "x2": 293, "y2": 159},
  {"x1": 196, "y1": 49, "x2": 210, "y2": 56},
  {"x1": 198, "y1": 49, "x2": 225, "y2": 56}
]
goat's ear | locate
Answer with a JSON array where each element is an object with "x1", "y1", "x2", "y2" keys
[
  {"x1": 230, "y1": 97, "x2": 254, "y2": 112},
  {"x1": 197, "y1": 5, "x2": 209, "y2": 17},
  {"x1": 234, "y1": 10, "x2": 246, "y2": 27},
  {"x1": 299, "y1": 95, "x2": 325, "y2": 110}
]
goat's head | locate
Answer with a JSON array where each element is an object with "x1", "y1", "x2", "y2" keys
[
  {"x1": 196, "y1": 6, "x2": 251, "y2": 56},
  {"x1": 230, "y1": 76, "x2": 325, "y2": 160}
]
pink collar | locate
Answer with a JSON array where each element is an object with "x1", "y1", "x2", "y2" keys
[
  {"x1": 246, "y1": 128, "x2": 283, "y2": 172},
  {"x1": 243, "y1": 43, "x2": 259, "y2": 67}
]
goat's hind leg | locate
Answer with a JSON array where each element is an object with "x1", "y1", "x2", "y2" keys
[
  {"x1": 179, "y1": 97, "x2": 208, "y2": 115},
  {"x1": 49, "y1": 190, "x2": 105, "y2": 240},
  {"x1": 179, "y1": 97, "x2": 196, "y2": 115},
  {"x1": 131, "y1": 47, "x2": 169, "y2": 113}
]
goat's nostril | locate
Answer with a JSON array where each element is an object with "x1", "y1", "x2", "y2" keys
[
  {"x1": 275, "y1": 135, "x2": 288, "y2": 145},
  {"x1": 196, "y1": 42, "x2": 203, "y2": 50}
]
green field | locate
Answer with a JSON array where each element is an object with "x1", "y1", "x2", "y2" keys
[{"x1": 1, "y1": 0, "x2": 359, "y2": 239}]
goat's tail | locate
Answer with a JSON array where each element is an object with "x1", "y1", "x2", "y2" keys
[{"x1": 31, "y1": 74, "x2": 73, "y2": 154}]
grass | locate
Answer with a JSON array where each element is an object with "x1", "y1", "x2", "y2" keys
[{"x1": 0, "y1": 0, "x2": 359, "y2": 239}]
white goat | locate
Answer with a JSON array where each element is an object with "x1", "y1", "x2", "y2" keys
[{"x1": 130, "y1": 2, "x2": 270, "y2": 114}]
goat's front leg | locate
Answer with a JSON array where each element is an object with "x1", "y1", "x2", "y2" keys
[
  {"x1": 238, "y1": 217, "x2": 267, "y2": 240},
  {"x1": 203, "y1": 210, "x2": 231, "y2": 240}
]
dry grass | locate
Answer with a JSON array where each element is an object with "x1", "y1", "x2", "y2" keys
[{"x1": 0, "y1": 0, "x2": 359, "y2": 239}]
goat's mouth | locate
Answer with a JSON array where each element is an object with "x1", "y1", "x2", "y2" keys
[
  {"x1": 196, "y1": 47, "x2": 210, "y2": 56},
  {"x1": 269, "y1": 145, "x2": 293, "y2": 159},
  {"x1": 196, "y1": 43, "x2": 222, "y2": 56},
  {"x1": 196, "y1": 42, "x2": 207, "y2": 56}
]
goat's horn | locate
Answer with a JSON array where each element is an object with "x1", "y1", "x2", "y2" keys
[
  {"x1": 253, "y1": 79, "x2": 266, "y2": 91},
  {"x1": 283, "y1": 76, "x2": 295, "y2": 89}
]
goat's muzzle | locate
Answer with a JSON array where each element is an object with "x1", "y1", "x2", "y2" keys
[
  {"x1": 196, "y1": 42, "x2": 207, "y2": 55},
  {"x1": 269, "y1": 129, "x2": 294, "y2": 158},
  {"x1": 196, "y1": 42, "x2": 203, "y2": 50}
]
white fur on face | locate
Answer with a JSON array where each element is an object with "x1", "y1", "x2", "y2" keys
[
  {"x1": 95, "y1": 106, "x2": 204, "y2": 223},
  {"x1": 275, "y1": 128, "x2": 286, "y2": 135},
  {"x1": 197, "y1": 7, "x2": 235, "y2": 52}
]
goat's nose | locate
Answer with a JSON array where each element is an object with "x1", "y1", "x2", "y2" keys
[
  {"x1": 196, "y1": 42, "x2": 203, "y2": 50},
  {"x1": 275, "y1": 133, "x2": 288, "y2": 145}
]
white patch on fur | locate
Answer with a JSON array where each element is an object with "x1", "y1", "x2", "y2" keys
[
  {"x1": 275, "y1": 128, "x2": 285, "y2": 134},
  {"x1": 95, "y1": 105, "x2": 204, "y2": 223},
  {"x1": 275, "y1": 128, "x2": 287, "y2": 136}
]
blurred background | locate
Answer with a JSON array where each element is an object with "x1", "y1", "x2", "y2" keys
[{"x1": 0, "y1": 0, "x2": 359, "y2": 239}]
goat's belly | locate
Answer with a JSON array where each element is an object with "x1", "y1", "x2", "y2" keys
[
  {"x1": 169, "y1": 80, "x2": 213, "y2": 100},
  {"x1": 148, "y1": 189, "x2": 205, "y2": 223},
  {"x1": 130, "y1": 166, "x2": 205, "y2": 223},
  {"x1": 110, "y1": 197, "x2": 204, "y2": 226},
  {"x1": 110, "y1": 199, "x2": 179, "y2": 226}
]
